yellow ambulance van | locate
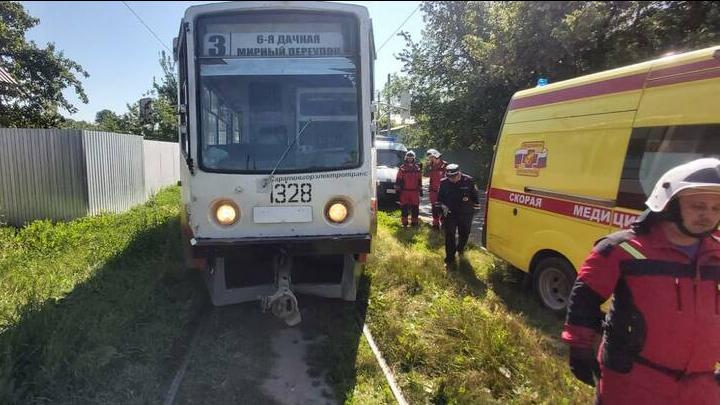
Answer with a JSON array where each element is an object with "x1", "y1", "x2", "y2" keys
[{"x1": 483, "y1": 45, "x2": 720, "y2": 311}]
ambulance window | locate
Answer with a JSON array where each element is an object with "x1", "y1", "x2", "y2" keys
[{"x1": 617, "y1": 124, "x2": 720, "y2": 210}]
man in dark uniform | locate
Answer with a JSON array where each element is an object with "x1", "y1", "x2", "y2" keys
[{"x1": 438, "y1": 163, "x2": 480, "y2": 267}]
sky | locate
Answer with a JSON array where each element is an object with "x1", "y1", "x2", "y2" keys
[{"x1": 21, "y1": 1, "x2": 425, "y2": 122}]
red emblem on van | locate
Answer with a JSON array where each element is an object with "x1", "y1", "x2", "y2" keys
[{"x1": 514, "y1": 141, "x2": 547, "y2": 177}]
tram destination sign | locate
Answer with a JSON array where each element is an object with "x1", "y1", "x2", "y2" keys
[{"x1": 203, "y1": 32, "x2": 346, "y2": 58}]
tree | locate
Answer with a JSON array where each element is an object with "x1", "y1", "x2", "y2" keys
[
  {"x1": 141, "y1": 51, "x2": 178, "y2": 142},
  {"x1": 378, "y1": 73, "x2": 431, "y2": 148},
  {"x1": 92, "y1": 52, "x2": 178, "y2": 141},
  {"x1": 398, "y1": 1, "x2": 720, "y2": 185},
  {"x1": 153, "y1": 50, "x2": 177, "y2": 106},
  {"x1": 59, "y1": 118, "x2": 97, "y2": 130},
  {"x1": 94, "y1": 109, "x2": 124, "y2": 132},
  {"x1": 0, "y1": 2, "x2": 89, "y2": 128}
]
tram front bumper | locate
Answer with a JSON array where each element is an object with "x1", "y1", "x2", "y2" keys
[{"x1": 190, "y1": 233, "x2": 371, "y2": 257}]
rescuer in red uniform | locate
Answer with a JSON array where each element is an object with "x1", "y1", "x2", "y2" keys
[
  {"x1": 426, "y1": 148, "x2": 447, "y2": 229},
  {"x1": 562, "y1": 158, "x2": 720, "y2": 404},
  {"x1": 395, "y1": 151, "x2": 422, "y2": 227}
]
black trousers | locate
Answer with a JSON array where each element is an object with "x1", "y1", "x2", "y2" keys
[
  {"x1": 444, "y1": 214, "x2": 473, "y2": 263},
  {"x1": 401, "y1": 204, "x2": 420, "y2": 225}
]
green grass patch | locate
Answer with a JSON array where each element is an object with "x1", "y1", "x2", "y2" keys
[
  {"x1": 364, "y1": 210, "x2": 594, "y2": 404},
  {"x1": 0, "y1": 187, "x2": 207, "y2": 404},
  {"x1": 0, "y1": 191, "x2": 594, "y2": 404},
  {"x1": 300, "y1": 294, "x2": 395, "y2": 405}
]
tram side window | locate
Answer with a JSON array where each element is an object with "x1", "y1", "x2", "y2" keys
[
  {"x1": 617, "y1": 125, "x2": 720, "y2": 210},
  {"x1": 201, "y1": 86, "x2": 243, "y2": 146},
  {"x1": 178, "y1": 36, "x2": 189, "y2": 156},
  {"x1": 201, "y1": 84, "x2": 244, "y2": 166}
]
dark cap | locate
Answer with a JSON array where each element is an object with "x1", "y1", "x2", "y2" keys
[{"x1": 446, "y1": 163, "x2": 460, "y2": 176}]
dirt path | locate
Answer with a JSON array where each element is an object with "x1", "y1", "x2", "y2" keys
[
  {"x1": 169, "y1": 297, "x2": 366, "y2": 405},
  {"x1": 261, "y1": 327, "x2": 335, "y2": 405}
]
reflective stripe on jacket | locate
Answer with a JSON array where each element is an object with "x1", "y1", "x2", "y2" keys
[{"x1": 562, "y1": 226, "x2": 720, "y2": 375}]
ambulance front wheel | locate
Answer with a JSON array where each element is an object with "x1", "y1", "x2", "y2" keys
[{"x1": 533, "y1": 257, "x2": 576, "y2": 312}]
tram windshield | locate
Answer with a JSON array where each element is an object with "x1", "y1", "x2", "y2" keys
[{"x1": 196, "y1": 13, "x2": 362, "y2": 173}]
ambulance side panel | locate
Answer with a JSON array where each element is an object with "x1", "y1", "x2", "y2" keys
[
  {"x1": 486, "y1": 61, "x2": 651, "y2": 273},
  {"x1": 486, "y1": 46, "x2": 720, "y2": 275},
  {"x1": 635, "y1": 48, "x2": 720, "y2": 128},
  {"x1": 487, "y1": 112, "x2": 635, "y2": 272}
]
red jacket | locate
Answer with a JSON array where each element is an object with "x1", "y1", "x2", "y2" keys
[
  {"x1": 429, "y1": 159, "x2": 447, "y2": 192},
  {"x1": 395, "y1": 162, "x2": 422, "y2": 192},
  {"x1": 562, "y1": 225, "x2": 720, "y2": 376},
  {"x1": 395, "y1": 162, "x2": 422, "y2": 206}
]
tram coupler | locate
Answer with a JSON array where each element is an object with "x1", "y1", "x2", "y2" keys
[{"x1": 260, "y1": 249, "x2": 302, "y2": 326}]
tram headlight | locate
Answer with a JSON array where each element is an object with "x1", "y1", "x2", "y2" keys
[
  {"x1": 325, "y1": 200, "x2": 350, "y2": 224},
  {"x1": 212, "y1": 200, "x2": 239, "y2": 226}
]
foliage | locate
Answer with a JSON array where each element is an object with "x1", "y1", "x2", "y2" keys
[
  {"x1": 377, "y1": 73, "x2": 433, "y2": 149},
  {"x1": 0, "y1": 2, "x2": 177, "y2": 140},
  {"x1": 398, "y1": 1, "x2": 720, "y2": 151},
  {"x1": 94, "y1": 109, "x2": 125, "y2": 132},
  {"x1": 90, "y1": 51, "x2": 178, "y2": 140},
  {"x1": 140, "y1": 50, "x2": 179, "y2": 141},
  {"x1": 0, "y1": 2, "x2": 89, "y2": 128},
  {"x1": 58, "y1": 117, "x2": 97, "y2": 130}
]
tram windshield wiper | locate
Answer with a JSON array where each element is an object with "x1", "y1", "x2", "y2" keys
[{"x1": 265, "y1": 119, "x2": 313, "y2": 185}]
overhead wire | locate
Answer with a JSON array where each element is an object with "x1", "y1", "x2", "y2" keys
[
  {"x1": 121, "y1": 1, "x2": 172, "y2": 53},
  {"x1": 377, "y1": 5, "x2": 421, "y2": 52}
]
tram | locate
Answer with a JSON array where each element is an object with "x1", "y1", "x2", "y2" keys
[{"x1": 173, "y1": 1, "x2": 376, "y2": 325}]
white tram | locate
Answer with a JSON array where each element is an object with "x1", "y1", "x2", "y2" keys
[{"x1": 174, "y1": 1, "x2": 377, "y2": 325}]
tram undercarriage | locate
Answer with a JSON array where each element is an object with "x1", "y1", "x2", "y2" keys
[{"x1": 191, "y1": 238, "x2": 368, "y2": 326}]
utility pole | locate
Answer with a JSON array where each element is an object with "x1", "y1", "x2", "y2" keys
[{"x1": 386, "y1": 73, "x2": 392, "y2": 137}]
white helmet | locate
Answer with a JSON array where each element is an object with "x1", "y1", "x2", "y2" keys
[
  {"x1": 646, "y1": 158, "x2": 720, "y2": 212},
  {"x1": 446, "y1": 163, "x2": 460, "y2": 176},
  {"x1": 426, "y1": 148, "x2": 441, "y2": 158},
  {"x1": 405, "y1": 151, "x2": 416, "y2": 160}
]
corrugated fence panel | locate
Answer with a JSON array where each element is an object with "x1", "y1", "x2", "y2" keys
[
  {"x1": 143, "y1": 140, "x2": 180, "y2": 197},
  {"x1": 82, "y1": 131, "x2": 145, "y2": 216},
  {"x1": 0, "y1": 128, "x2": 88, "y2": 226},
  {"x1": 0, "y1": 129, "x2": 180, "y2": 226}
]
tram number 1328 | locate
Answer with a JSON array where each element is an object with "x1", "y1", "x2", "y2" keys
[{"x1": 271, "y1": 182, "x2": 312, "y2": 204}]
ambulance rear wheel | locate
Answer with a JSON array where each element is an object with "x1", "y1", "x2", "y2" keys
[{"x1": 533, "y1": 257, "x2": 576, "y2": 312}]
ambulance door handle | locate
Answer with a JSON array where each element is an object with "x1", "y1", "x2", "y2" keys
[{"x1": 513, "y1": 208, "x2": 518, "y2": 216}]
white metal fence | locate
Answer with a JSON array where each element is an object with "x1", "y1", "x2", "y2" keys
[
  {"x1": 144, "y1": 139, "x2": 180, "y2": 198},
  {"x1": 0, "y1": 129, "x2": 179, "y2": 226}
]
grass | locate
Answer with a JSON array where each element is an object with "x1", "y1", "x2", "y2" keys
[
  {"x1": 0, "y1": 187, "x2": 393, "y2": 405},
  {"x1": 0, "y1": 189, "x2": 594, "y2": 404},
  {"x1": 300, "y1": 293, "x2": 395, "y2": 405},
  {"x1": 362, "y1": 210, "x2": 594, "y2": 404},
  {"x1": 0, "y1": 187, "x2": 208, "y2": 404}
]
